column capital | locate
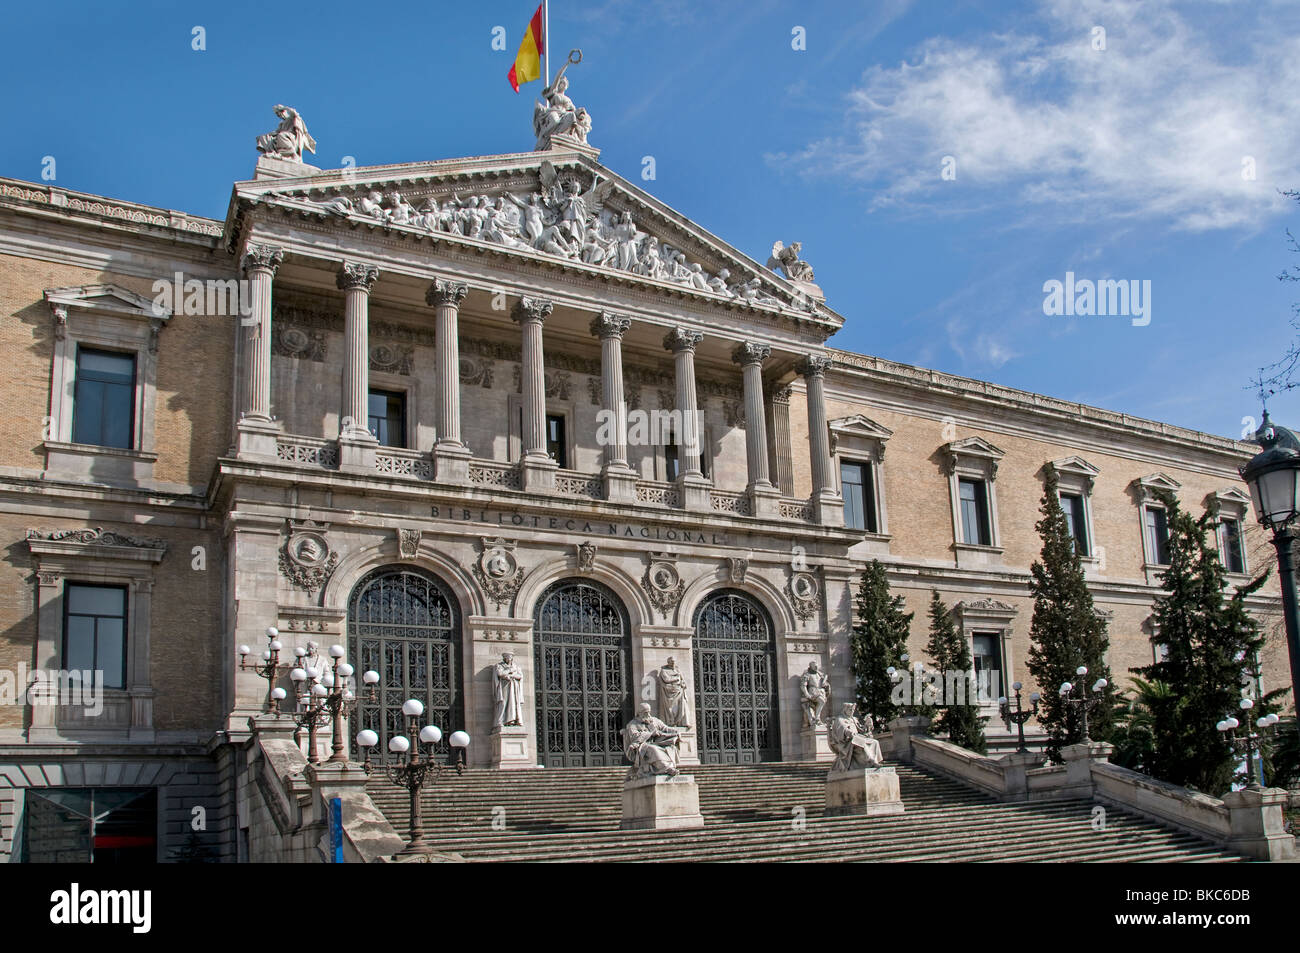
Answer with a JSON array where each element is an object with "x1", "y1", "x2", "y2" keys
[
  {"x1": 428, "y1": 278, "x2": 469, "y2": 308},
  {"x1": 241, "y1": 243, "x2": 284, "y2": 276},
  {"x1": 511, "y1": 296, "x2": 553, "y2": 325},
  {"x1": 731, "y1": 341, "x2": 772, "y2": 367},
  {"x1": 796, "y1": 354, "x2": 834, "y2": 378},
  {"x1": 336, "y1": 261, "x2": 379, "y2": 292},
  {"x1": 663, "y1": 327, "x2": 703, "y2": 353},
  {"x1": 590, "y1": 311, "x2": 632, "y2": 339},
  {"x1": 771, "y1": 384, "x2": 793, "y2": 404}
]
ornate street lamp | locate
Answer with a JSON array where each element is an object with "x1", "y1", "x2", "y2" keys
[
  {"x1": 1059, "y1": 665, "x2": 1107, "y2": 743},
  {"x1": 998, "y1": 682, "x2": 1041, "y2": 753},
  {"x1": 287, "y1": 644, "x2": 377, "y2": 764},
  {"x1": 355, "y1": 700, "x2": 471, "y2": 856},
  {"x1": 1217, "y1": 697, "x2": 1281, "y2": 789},
  {"x1": 1239, "y1": 411, "x2": 1300, "y2": 706},
  {"x1": 238, "y1": 627, "x2": 292, "y2": 713}
]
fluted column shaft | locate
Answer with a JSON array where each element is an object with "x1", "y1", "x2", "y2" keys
[
  {"x1": 240, "y1": 244, "x2": 283, "y2": 420},
  {"x1": 592, "y1": 312, "x2": 632, "y2": 469},
  {"x1": 664, "y1": 328, "x2": 704, "y2": 478},
  {"x1": 733, "y1": 342, "x2": 773, "y2": 489},
  {"x1": 429, "y1": 280, "x2": 468, "y2": 446},
  {"x1": 338, "y1": 263, "x2": 379, "y2": 439},
  {"x1": 768, "y1": 386, "x2": 795, "y2": 495},
  {"x1": 513, "y1": 298, "x2": 554, "y2": 461},
  {"x1": 800, "y1": 355, "x2": 836, "y2": 494}
]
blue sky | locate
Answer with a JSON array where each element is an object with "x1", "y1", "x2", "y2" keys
[{"x1": 4, "y1": 0, "x2": 1299, "y2": 439}]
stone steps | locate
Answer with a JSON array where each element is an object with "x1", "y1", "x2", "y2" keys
[{"x1": 364, "y1": 761, "x2": 1246, "y2": 862}]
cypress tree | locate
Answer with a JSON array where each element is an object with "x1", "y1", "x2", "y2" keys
[
  {"x1": 1130, "y1": 489, "x2": 1283, "y2": 793},
  {"x1": 1026, "y1": 466, "x2": 1115, "y2": 761},
  {"x1": 849, "y1": 560, "x2": 913, "y2": 727},
  {"x1": 925, "y1": 590, "x2": 986, "y2": 753}
]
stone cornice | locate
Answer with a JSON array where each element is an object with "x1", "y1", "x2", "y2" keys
[{"x1": 0, "y1": 177, "x2": 222, "y2": 238}]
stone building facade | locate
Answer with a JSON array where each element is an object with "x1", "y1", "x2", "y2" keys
[{"x1": 0, "y1": 135, "x2": 1282, "y2": 861}]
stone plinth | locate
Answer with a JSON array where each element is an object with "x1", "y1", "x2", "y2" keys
[
  {"x1": 800, "y1": 725, "x2": 834, "y2": 762},
  {"x1": 673, "y1": 728, "x2": 700, "y2": 765},
  {"x1": 1223, "y1": 786, "x2": 1297, "y2": 861},
  {"x1": 254, "y1": 155, "x2": 321, "y2": 179},
  {"x1": 490, "y1": 724, "x2": 533, "y2": 769},
  {"x1": 825, "y1": 765, "x2": 904, "y2": 817},
  {"x1": 621, "y1": 774, "x2": 704, "y2": 831}
]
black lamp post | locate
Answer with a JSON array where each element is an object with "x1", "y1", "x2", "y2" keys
[
  {"x1": 1239, "y1": 411, "x2": 1300, "y2": 706},
  {"x1": 998, "y1": 682, "x2": 1041, "y2": 753},
  {"x1": 1217, "y1": 697, "x2": 1281, "y2": 789},
  {"x1": 1059, "y1": 666, "x2": 1107, "y2": 744}
]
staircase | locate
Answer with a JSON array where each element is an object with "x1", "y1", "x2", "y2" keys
[{"x1": 365, "y1": 761, "x2": 1247, "y2": 862}]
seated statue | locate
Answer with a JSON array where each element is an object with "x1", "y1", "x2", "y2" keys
[
  {"x1": 622, "y1": 703, "x2": 682, "y2": 781},
  {"x1": 828, "y1": 703, "x2": 883, "y2": 772}
]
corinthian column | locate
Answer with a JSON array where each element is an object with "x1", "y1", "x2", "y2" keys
[
  {"x1": 513, "y1": 297, "x2": 556, "y2": 491},
  {"x1": 663, "y1": 327, "x2": 710, "y2": 511},
  {"x1": 336, "y1": 262, "x2": 379, "y2": 473},
  {"x1": 798, "y1": 354, "x2": 842, "y2": 526},
  {"x1": 732, "y1": 341, "x2": 779, "y2": 517},
  {"x1": 592, "y1": 311, "x2": 638, "y2": 503},
  {"x1": 428, "y1": 279, "x2": 470, "y2": 483},
  {"x1": 236, "y1": 243, "x2": 284, "y2": 460}
]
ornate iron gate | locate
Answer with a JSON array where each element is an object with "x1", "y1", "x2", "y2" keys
[
  {"x1": 534, "y1": 579, "x2": 631, "y2": 767},
  {"x1": 349, "y1": 566, "x2": 462, "y2": 757},
  {"x1": 693, "y1": 589, "x2": 780, "y2": 763}
]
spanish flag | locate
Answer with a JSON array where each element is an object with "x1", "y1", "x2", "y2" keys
[{"x1": 508, "y1": 3, "x2": 546, "y2": 92}]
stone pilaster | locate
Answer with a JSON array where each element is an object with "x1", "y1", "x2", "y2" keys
[
  {"x1": 337, "y1": 262, "x2": 380, "y2": 474},
  {"x1": 767, "y1": 385, "x2": 795, "y2": 496},
  {"x1": 592, "y1": 311, "x2": 637, "y2": 502},
  {"x1": 513, "y1": 297, "x2": 556, "y2": 491},
  {"x1": 732, "y1": 341, "x2": 779, "y2": 517},
  {"x1": 663, "y1": 327, "x2": 710, "y2": 511},
  {"x1": 428, "y1": 279, "x2": 471, "y2": 483},
  {"x1": 798, "y1": 354, "x2": 843, "y2": 527},
  {"x1": 236, "y1": 244, "x2": 284, "y2": 460}
]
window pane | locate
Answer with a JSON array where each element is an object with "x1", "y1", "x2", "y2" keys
[
  {"x1": 1145, "y1": 507, "x2": 1170, "y2": 565},
  {"x1": 971, "y1": 634, "x2": 1002, "y2": 701},
  {"x1": 95, "y1": 620, "x2": 125, "y2": 689},
  {"x1": 1221, "y1": 518, "x2": 1245, "y2": 573},
  {"x1": 73, "y1": 349, "x2": 135, "y2": 450},
  {"x1": 959, "y1": 478, "x2": 990, "y2": 545},
  {"x1": 546, "y1": 414, "x2": 567, "y2": 468},
  {"x1": 1061, "y1": 494, "x2": 1089, "y2": 556},
  {"x1": 841, "y1": 462, "x2": 865, "y2": 530},
  {"x1": 64, "y1": 616, "x2": 96, "y2": 672},
  {"x1": 79, "y1": 349, "x2": 135, "y2": 381},
  {"x1": 68, "y1": 585, "x2": 125, "y2": 616}
]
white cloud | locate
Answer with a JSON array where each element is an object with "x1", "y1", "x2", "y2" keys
[{"x1": 776, "y1": 0, "x2": 1300, "y2": 231}]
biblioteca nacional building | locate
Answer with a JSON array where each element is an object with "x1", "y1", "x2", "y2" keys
[{"x1": 0, "y1": 85, "x2": 1287, "y2": 863}]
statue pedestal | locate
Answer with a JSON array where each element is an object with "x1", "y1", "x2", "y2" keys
[
  {"x1": 254, "y1": 155, "x2": 321, "y2": 180},
  {"x1": 800, "y1": 725, "x2": 834, "y2": 762},
  {"x1": 490, "y1": 725, "x2": 533, "y2": 770},
  {"x1": 825, "y1": 766, "x2": 904, "y2": 817},
  {"x1": 620, "y1": 775, "x2": 704, "y2": 831}
]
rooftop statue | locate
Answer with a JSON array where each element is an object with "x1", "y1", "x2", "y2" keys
[
  {"x1": 533, "y1": 50, "x2": 591, "y2": 151},
  {"x1": 256, "y1": 105, "x2": 317, "y2": 163},
  {"x1": 767, "y1": 241, "x2": 815, "y2": 283}
]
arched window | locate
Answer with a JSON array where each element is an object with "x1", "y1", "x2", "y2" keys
[
  {"x1": 348, "y1": 566, "x2": 462, "y2": 756},
  {"x1": 533, "y1": 579, "x2": 631, "y2": 767},
  {"x1": 693, "y1": 589, "x2": 780, "y2": 763}
]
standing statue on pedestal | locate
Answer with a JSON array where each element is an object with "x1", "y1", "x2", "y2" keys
[
  {"x1": 256, "y1": 105, "x2": 317, "y2": 162},
  {"x1": 800, "y1": 660, "x2": 831, "y2": 727},
  {"x1": 828, "y1": 703, "x2": 883, "y2": 771},
  {"x1": 622, "y1": 703, "x2": 682, "y2": 780},
  {"x1": 493, "y1": 652, "x2": 523, "y2": 727},
  {"x1": 533, "y1": 50, "x2": 591, "y2": 150},
  {"x1": 655, "y1": 657, "x2": 691, "y2": 727}
]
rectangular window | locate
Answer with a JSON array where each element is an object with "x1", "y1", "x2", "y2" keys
[
  {"x1": 1219, "y1": 518, "x2": 1246, "y2": 574},
  {"x1": 1144, "y1": 506, "x2": 1171, "y2": 565},
  {"x1": 546, "y1": 413, "x2": 567, "y2": 468},
  {"x1": 367, "y1": 390, "x2": 406, "y2": 448},
  {"x1": 958, "y1": 478, "x2": 992, "y2": 546},
  {"x1": 840, "y1": 460, "x2": 878, "y2": 532},
  {"x1": 72, "y1": 347, "x2": 135, "y2": 449},
  {"x1": 665, "y1": 438, "x2": 679, "y2": 482},
  {"x1": 971, "y1": 634, "x2": 1003, "y2": 703},
  {"x1": 63, "y1": 583, "x2": 127, "y2": 690},
  {"x1": 1060, "y1": 492, "x2": 1090, "y2": 556}
]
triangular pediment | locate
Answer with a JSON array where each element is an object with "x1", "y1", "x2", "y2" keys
[
  {"x1": 226, "y1": 148, "x2": 841, "y2": 331},
  {"x1": 947, "y1": 436, "x2": 1005, "y2": 459},
  {"x1": 1135, "y1": 472, "x2": 1182, "y2": 492},
  {"x1": 828, "y1": 414, "x2": 894, "y2": 441},
  {"x1": 1050, "y1": 455, "x2": 1100, "y2": 478},
  {"x1": 44, "y1": 284, "x2": 170, "y2": 321}
]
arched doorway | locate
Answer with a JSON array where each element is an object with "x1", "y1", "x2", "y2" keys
[
  {"x1": 533, "y1": 578, "x2": 632, "y2": 767},
  {"x1": 693, "y1": 589, "x2": 781, "y2": 764},
  {"x1": 348, "y1": 566, "x2": 463, "y2": 755}
]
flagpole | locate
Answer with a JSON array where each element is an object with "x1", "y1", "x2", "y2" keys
[{"x1": 543, "y1": 0, "x2": 550, "y2": 85}]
